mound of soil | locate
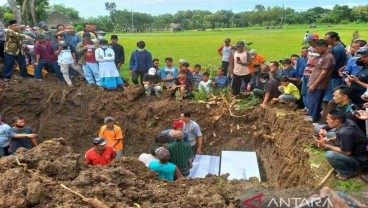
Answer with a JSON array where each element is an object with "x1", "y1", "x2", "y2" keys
[{"x1": 0, "y1": 76, "x2": 339, "y2": 207}]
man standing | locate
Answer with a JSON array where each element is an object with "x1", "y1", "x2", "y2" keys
[
  {"x1": 98, "y1": 117, "x2": 124, "y2": 158},
  {"x1": 180, "y1": 111, "x2": 203, "y2": 155},
  {"x1": 33, "y1": 34, "x2": 63, "y2": 82},
  {"x1": 109, "y1": 35, "x2": 125, "y2": 70},
  {"x1": 315, "y1": 110, "x2": 368, "y2": 180},
  {"x1": 308, "y1": 39, "x2": 336, "y2": 123},
  {"x1": 217, "y1": 38, "x2": 232, "y2": 74},
  {"x1": 77, "y1": 23, "x2": 96, "y2": 40},
  {"x1": 168, "y1": 130, "x2": 194, "y2": 177},
  {"x1": 228, "y1": 41, "x2": 252, "y2": 96},
  {"x1": 129, "y1": 41, "x2": 152, "y2": 85},
  {"x1": 7, "y1": 116, "x2": 38, "y2": 154},
  {"x1": 85, "y1": 137, "x2": 116, "y2": 166},
  {"x1": 39, "y1": 21, "x2": 56, "y2": 42},
  {"x1": 54, "y1": 34, "x2": 84, "y2": 86},
  {"x1": 296, "y1": 47, "x2": 308, "y2": 108},
  {"x1": 303, "y1": 33, "x2": 320, "y2": 112},
  {"x1": 161, "y1": 57, "x2": 178, "y2": 89},
  {"x1": 63, "y1": 25, "x2": 82, "y2": 54},
  {"x1": 76, "y1": 32, "x2": 100, "y2": 86},
  {"x1": 2, "y1": 20, "x2": 32, "y2": 81},
  {"x1": 323, "y1": 32, "x2": 346, "y2": 102}
]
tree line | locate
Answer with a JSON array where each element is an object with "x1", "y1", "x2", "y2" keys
[{"x1": 1, "y1": 1, "x2": 367, "y2": 32}]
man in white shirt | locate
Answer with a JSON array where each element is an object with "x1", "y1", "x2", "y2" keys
[{"x1": 228, "y1": 41, "x2": 252, "y2": 96}]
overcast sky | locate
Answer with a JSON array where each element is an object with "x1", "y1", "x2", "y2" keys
[{"x1": 0, "y1": 0, "x2": 366, "y2": 17}]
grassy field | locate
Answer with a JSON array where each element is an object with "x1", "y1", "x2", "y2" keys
[{"x1": 111, "y1": 23, "x2": 368, "y2": 79}]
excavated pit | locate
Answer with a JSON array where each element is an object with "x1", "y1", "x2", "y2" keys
[{"x1": 0, "y1": 77, "x2": 319, "y2": 207}]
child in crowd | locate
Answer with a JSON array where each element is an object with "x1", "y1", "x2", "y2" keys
[
  {"x1": 212, "y1": 67, "x2": 229, "y2": 89},
  {"x1": 170, "y1": 69, "x2": 193, "y2": 101},
  {"x1": 95, "y1": 39, "x2": 124, "y2": 90},
  {"x1": 192, "y1": 64, "x2": 203, "y2": 91},
  {"x1": 280, "y1": 58, "x2": 299, "y2": 85},
  {"x1": 272, "y1": 76, "x2": 300, "y2": 103},
  {"x1": 198, "y1": 72, "x2": 211, "y2": 94}
]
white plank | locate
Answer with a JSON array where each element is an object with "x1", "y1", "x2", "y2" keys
[{"x1": 220, "y1": 151, "x2": 261, "y2": 181}]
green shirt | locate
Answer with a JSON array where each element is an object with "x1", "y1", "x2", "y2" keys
[{"x1": 168, "y1": 140, "x2": 194, "y2": 176}]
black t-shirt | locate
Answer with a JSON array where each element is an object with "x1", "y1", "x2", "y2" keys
[
  {"x1": 350, "y1": 67, "x2": 368, "y2": 107},
  {"x1": 335, "y1": 119, "x2": 368, "y2": 162}
]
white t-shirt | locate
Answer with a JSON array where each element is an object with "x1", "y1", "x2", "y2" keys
[
  {"x1": 198, "y1": 80, "x2": 212, "y2": 93},
  {"x1": 138, "y1": 153, "x2": 158, "y2": 167},
  {"x1": 57, "y1": 47, "x2": 74, "y2": 65},
  {"x1": 233, "y1": 51, "x2": 250, "y2": 76},
  {"x1": 222, "y1": 46, "x2": 232, "y2": 62}
]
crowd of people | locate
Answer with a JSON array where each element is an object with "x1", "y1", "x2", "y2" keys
[
  {"x1": 1, "y1": 18, "x2": 368, "y2": 205},
  {"x1": 0, "y1": 20, "x2": 125, "y2": 89}
]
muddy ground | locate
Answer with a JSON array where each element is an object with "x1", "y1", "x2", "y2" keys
[{"x1": 0, "y1": 75, "x2": 366, "y2": 207}]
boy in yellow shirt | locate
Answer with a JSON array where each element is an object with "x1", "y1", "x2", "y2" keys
[
  {"x1": 272, "y1": 76, "x2": 300, "y2": 103},
  {"x1": 99, "y1": 116, "x2": 124, "y2": 157}
]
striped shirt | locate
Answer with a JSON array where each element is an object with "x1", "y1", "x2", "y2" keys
[{"x1": 168, "y1": 140, "x2": 194, "y2": 176}]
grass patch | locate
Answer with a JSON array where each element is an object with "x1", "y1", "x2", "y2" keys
[
  {"x1": 304, "y1": 145, "x2": 326, "y2": 169},
  {"x1": 330, "y1": 179, "x2": 364, "y2": 191}
]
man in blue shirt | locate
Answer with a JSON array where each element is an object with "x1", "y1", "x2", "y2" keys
[
  {"x1": 343, "y1": 39, "x2": 367, "y2": 76},
  {"x1": 212, "y1": 67, "x2": 229, "y2": 89},
  {"x1": 323, "y1": 32, "x2": 347, "y2": 102},
  {"x1": 296, "y1": 47, "x2": 308, "y2": 78},
  {"x1": 0, "y1": 116, "x2": 11, "y2": 156},
  {"x1": 7, "y1": 116, "x2": 38, "y2": 154},
  {"x1": 129, "y1": 41, "x2": 153, "y2": 85}
]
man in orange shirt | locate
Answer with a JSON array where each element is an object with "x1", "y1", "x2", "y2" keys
[
  {"x1": 248, "y1": 49, "x2": 266, "y2": 74},
  {"x1": 85, "y1": 137, "x2": 115, "y2": 166},
  {"x1": 99, "y1": 116, "x2": 124, "y2": 157}
]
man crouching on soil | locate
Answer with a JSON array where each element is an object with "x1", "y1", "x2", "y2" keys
[{"x1": 314, "y1": 109, "x2": 368, "y2": 180}]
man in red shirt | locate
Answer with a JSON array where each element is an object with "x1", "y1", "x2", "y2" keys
[
  {"x1": 34, "y1": 34, "x2": 64, "y2": 82},
  {"x1": 85, "y1": 137, "x2": 116, "y2": 166}
]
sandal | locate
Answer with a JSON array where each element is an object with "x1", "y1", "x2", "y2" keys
[
  {"x1": 361, "y1": 174, "x2": 368, "y2": 183},
  {"x1": 336, "y1": 172, "x2": 358, "y2": 180}
]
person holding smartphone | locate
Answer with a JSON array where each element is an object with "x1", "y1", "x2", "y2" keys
[{"x1": 228, "y1": 41, "x2": 252, "y2": 96}]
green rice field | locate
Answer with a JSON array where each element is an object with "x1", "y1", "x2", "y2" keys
[{"x1": 113, "y1": 24, "x2": 368, "y2": 78}]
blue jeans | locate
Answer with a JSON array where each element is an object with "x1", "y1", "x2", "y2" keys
[
  {"x1": 35, "y1": 60, "x2": 64, "y2": 81},
  {"x1": 326, "y1": 151, "x2": 360, "y2": 177},
  {"x1": 301, "y1": 75, "x2": 309, "y2": 109},
  {"x1": 323, "y1": 78, "x2": 342, "y2": 102},
  {"x1": 82, "y1": 62, "x2": 100, "y2": 85},
  {"x1": 115, "y1": 149, "x2": 123, "y2": 158},
  {"x1": 307, "y1": 89, "x2": 325, "y2": 123},
  {"x1": 279, "y1": 94, "x2": 296, "y2": 101},
  {"x1": 3, "y1": 52, "x2": 27, "y2": 79}
]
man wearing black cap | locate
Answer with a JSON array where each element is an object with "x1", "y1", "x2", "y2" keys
[
  {"x1": 85, "y1": 137, "x2": 116, "y2": 166},
  {"x1": 109, "y1": 35, "x2": 125, "y2": 70},
  {"x1": 2, "y1": 20, "x2": 33, "y2": 81},
  {"x1": 76, "y1": 32, "x2": 101, "y2": 85},
  {"x1": 34, "y1": 34, "x2": 64, "y2": 82},
  {"x1": 39, "y1": 21, "x2": 56, "y2": 42},
  {"x1": 228, "y1": 40, "x2": 252, "y2": 96}
]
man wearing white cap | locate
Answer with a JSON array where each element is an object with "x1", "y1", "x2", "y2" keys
[{"x1": 143, "y1": 67, "x2": 162, "y2": 97}]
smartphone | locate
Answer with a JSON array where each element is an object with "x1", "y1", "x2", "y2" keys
[
  {"x1": 350, "y1": 104, "x2": 361, "y2": 116},
  {"x1": 236, "y1": 57, "x2": 241, "y2": 62}
]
